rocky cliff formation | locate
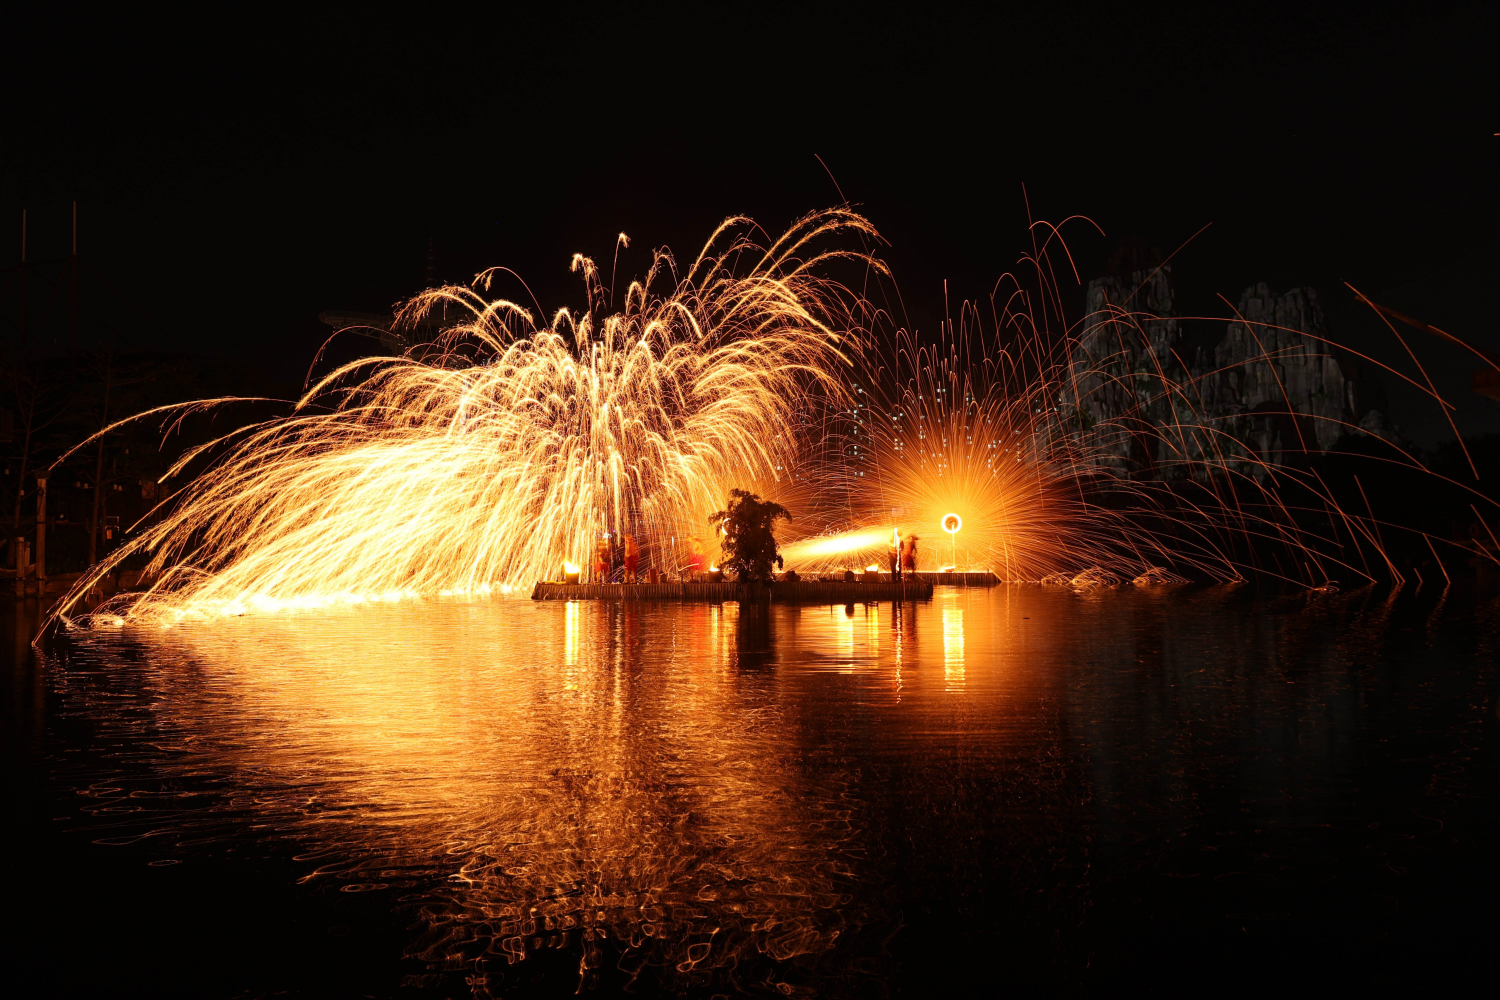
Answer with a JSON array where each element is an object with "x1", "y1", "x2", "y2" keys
[{"x1": 1067, "y1": 269, "x2": 1375, "y2": 478}]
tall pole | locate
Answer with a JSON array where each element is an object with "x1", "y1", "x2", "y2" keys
[
  {"x1": 19, "y1": 210, "x2": 26, "y2": 354},
  {"x1": 70, "y1": 202, "x2": 78, "y2": 352},
  {"x1": 14, "y1": 212, "x2": 27, "y2": 587},
  {"x1": 35, "y1": 474, "x2": 46, "y2": 591},
  {"x1": 88, "y1": 369, "x2": 110, "y2": 567},
  {"x1": 12, "y1": 211, "x2": 30, "y2": 550}
]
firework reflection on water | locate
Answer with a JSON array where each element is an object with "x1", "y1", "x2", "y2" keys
[
  {"x1": 51, "y1": 586, "x2": 1074, "y2": 993},
  {"x1": 65, "y1": 597, "x2": 882, "y2": 993}
]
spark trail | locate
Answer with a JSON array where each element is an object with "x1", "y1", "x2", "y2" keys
[{"x1": 56, "y1": 211, "x2": 879, "y2": 625}]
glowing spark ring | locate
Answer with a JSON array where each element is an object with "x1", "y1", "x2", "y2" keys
[{"x1": 941, "y1": 513, "x2": 962, "y2": 534}]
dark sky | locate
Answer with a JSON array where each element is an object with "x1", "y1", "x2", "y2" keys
[{"x1": 4, "y1": 1, "x2": 1497, "y2": 443}]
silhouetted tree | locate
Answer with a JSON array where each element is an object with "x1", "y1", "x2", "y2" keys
[{"x1": 708, "y1": 489, "x2": 790, "y2": 581}]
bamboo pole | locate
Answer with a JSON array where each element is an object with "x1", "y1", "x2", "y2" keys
[{"x1": 35, "y1": 474, "x2": 46, "y2": 587}]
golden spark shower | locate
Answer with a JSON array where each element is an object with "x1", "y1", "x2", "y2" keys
[
  {"x1": 54, "y1": 211, "x2": 878, "y2": 625},
  {"x1": 48, "y1": 208, "x2": 1500, "y2": 628}
]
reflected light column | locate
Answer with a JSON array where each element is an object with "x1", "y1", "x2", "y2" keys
[
  {"x1": 942, "y1": 596, "x2": 965, "y2": 693},
  {"x1": 565, "y1": 601, "x2": 580, "y2": 667}
]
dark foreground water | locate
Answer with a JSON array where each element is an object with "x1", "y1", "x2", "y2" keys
[{"x1": 4, "y1": 585, "x2": 1498, "y2": 997}]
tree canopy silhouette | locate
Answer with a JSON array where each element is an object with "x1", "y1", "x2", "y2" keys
[{"x1": 708, "y1": 489, "x2": 791, "y2": 582}]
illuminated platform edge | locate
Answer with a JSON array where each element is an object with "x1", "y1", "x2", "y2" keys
[
  {"x1": 529, "y1": 579, "x2": 952, "y2": 602},
  {"x1": 896, "y1": 572, "x2": 1000, "y2": 586}
]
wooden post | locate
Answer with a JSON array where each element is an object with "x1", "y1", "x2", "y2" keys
[
  {"x1": 18, "y1": 210, "x2": 26, "y2": 354},
  {"x1": 70, "y1": 202, "x2": 78, "y2": 352},
  {"x1": 13, "y1": 537, "x2": 22, "y2": 599},
  {"x1": 35, "y1": 474, "x2": 46, "y2": 590}
]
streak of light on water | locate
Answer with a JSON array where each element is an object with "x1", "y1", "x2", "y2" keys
[{"x1": 11, "y1": 584, "x2": 1500, "y2": 996}]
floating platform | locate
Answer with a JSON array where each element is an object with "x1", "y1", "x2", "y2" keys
[
  {"x1": 531, "y1": 579, "x2": 938, "y2": 603},
  {"x1": 876, "y1": 571, "x2": 1000, "y2": 586}
]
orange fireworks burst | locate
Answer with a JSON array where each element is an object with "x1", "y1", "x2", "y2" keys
[
  {"x1": 47, "y1": 206, "x2": 1500, "y2": 630},
  {"x1": 54, "y1": 211, "x2": 881, "y2": 626},
  {"x1": 850, "y1": 217, "x2": 1498, "y2": 588}
]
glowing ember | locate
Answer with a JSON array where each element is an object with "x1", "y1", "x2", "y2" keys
[
  {"x1": 850, "y1": 223, "x2": 1417, "y2": 587},
  {"x1": 55, "y1": 211, "x2": 879, "y2": 626},
  {"x1": 779, "y1": 529, "x2": 888, "y2": 569},
  {"x1": 48, "y1": 206, "x2": 1493, "y2": 630}
]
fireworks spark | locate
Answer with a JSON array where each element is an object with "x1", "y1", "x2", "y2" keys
[
  {"x1": 848, "y1": 218, "x2": 1496, "y2": 588},
  {"x1": 48, "y1": 205, "x2": 1500, "y2": 630},
  {"x1": 779, "y1": 529, "x2": 890, "y2": 570},
  {"x1": 55, "y1": 211, "x2": 881, "y2": 626},
  {"x1": 855, "y1": 328, "x2": 1197, "y2": 581}
]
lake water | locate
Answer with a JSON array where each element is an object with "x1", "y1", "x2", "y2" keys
[{"x1": 6, "y1": 585, "x2": 1498, "y2": 996}]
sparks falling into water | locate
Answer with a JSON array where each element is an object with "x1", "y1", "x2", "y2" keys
[
  {"x1": 48, "y1": 207, "x2": 1500, "y2": 629},
  {"x1": 55, "y1": 212, "x2": 880, "y2": 626}
]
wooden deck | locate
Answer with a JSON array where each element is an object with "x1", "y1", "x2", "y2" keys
[
  {"x1": 531, "y1": 579, "x2": 939, "y2": 602},
  {"x1": 873, "y1": 571, "x2": 1000, "y2": 586}
]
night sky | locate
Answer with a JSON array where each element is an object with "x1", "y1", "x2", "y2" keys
[{"x1": 5, "y1": 2, "x2": 1496, "y2": 443}]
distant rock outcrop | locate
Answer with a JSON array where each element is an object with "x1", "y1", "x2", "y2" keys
[
  {"x1": 1202, "y1": 283, "x2": 1353, "y2": 453},
  {"x1": 1066, "y1": 265, "x2": 1184, "y2": 475},
  {"x1": 1068, "y1": 268, "x2": 1379, "y2": 478}
]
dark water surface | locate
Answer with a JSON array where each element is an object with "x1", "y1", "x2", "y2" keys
[{"x1": 5, "y1": 585, "x2": 1498, "y2": 996}]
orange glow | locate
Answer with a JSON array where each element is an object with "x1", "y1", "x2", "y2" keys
[
  {"x1": 779, "y1": 529, "x2": 888, "y2": 571},
  {"x1": 54, "y1": 211, "x2": 880, "y2": 626},
  {"x1": 48, "y1": 204, "x2": 1495, "y2": 627},
  {"x1": 850, "y1": 247, "x2": 1428, "y2": 587},
  {"x1": 105, "y1": 600, "x2": 862, "y2": 981}
]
